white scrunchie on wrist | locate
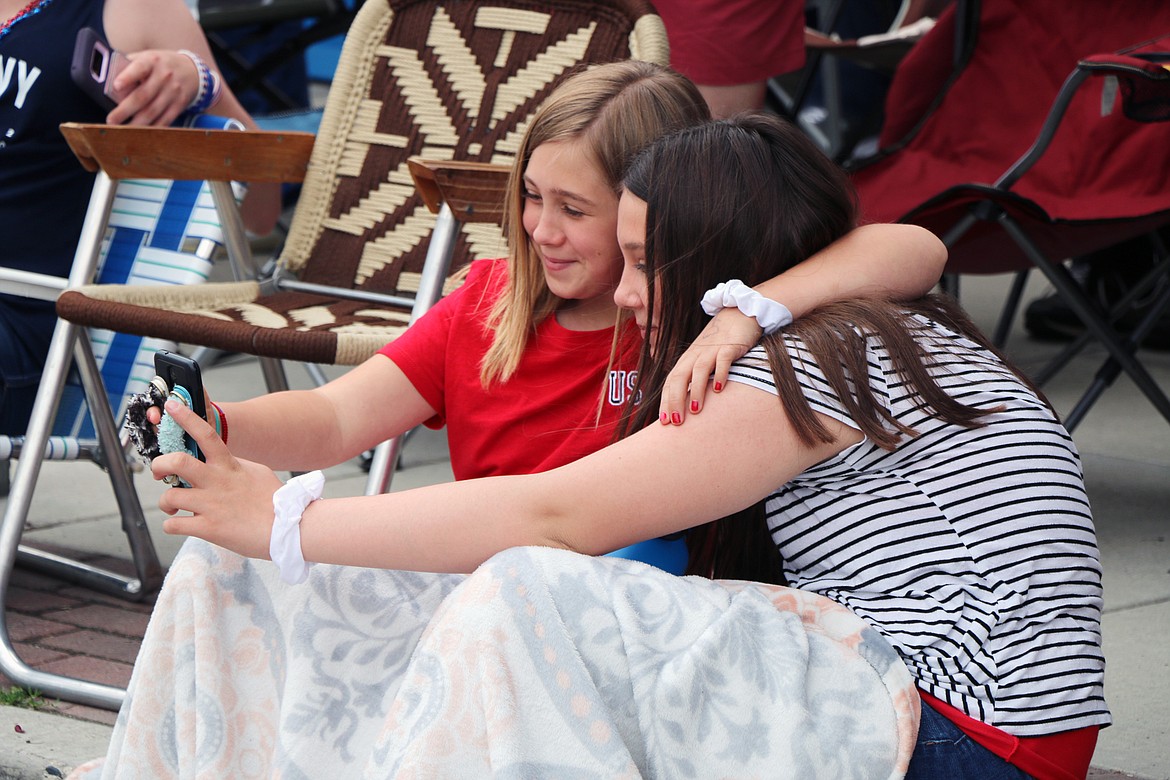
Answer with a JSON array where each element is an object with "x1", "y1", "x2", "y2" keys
[
  {"x1": 270, "y1": 470, "x2": 324, "y2": 585},
  {"x1": 700, "y1": 279, "x2": 794, "y2": 335}
]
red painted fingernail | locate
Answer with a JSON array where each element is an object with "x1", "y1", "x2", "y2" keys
[
  {"x1": 713, "y1": 381, "x2": 723, "y2": 392},
  {"x1": 671, "y1": 412, "x2": 681, "y2": 425},
  {"x1": 660, "y1": 412, "x2": 669, "y2": 425},
  {"x1": 690, "y1": 400, "x2": 699, "y2": 413}
]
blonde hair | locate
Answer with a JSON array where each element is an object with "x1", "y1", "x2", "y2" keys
[{"x1": 479, "y1": 60, "x2": 709, "y2": 386}]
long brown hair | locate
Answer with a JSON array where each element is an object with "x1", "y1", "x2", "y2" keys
[
  {"x1": 480, "y1": 61, "x2": 709, "y2": 386},
  {"x1": 620, "y1": 114, "x2": 1045, "y2": 583}
]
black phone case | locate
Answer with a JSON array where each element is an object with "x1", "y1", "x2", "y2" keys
[
  {"x1": 70, "y1": 26, "x2": 119, "y2": 111},
  {"x1": 154, "y1": 350, "x2": 207, "y2": 462}
]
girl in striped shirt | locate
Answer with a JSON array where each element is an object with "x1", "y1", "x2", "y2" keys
[{"x1": 609, "y1": 114, "x2": 1109, "y2": 779}]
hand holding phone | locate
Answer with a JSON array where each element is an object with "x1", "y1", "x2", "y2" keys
[
  {"x1": 154, "y1": 350, "x2": 207, "y2": 466},
  {"x1": 70, "y1": 27, "x2": 129, "y2": 111}
]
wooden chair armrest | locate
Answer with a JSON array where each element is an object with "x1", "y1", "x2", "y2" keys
[
  {"x1": 407, "y1": 158, "x2": 511, "y2": 224},
  {"x1": 59, "y1": 123, "x2": 315, "y2": 183}
]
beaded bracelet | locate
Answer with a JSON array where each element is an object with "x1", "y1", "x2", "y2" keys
[
  {"x1": 178, "y1": 49, "x2": 223, "y2": 114},
  {"x1": 700, "y1": 279, "x2": 794, "y2": 335},
  {"x1": 209, "y1": 400, "x2": 229, "y2": 444}
]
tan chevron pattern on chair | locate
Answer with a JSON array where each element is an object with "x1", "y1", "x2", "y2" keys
[{"x1": 58, "y1": 0, "x2": 669, "y2": 366}]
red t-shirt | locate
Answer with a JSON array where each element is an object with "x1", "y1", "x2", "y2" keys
[
  {"x1": 379, "y1": 258, "x2": 639, "y2": 480},
  {"x1": 652, "y1": 0, "x2": 805, "y2": 85}
]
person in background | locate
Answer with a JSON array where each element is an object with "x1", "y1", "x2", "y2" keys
[
  {"x1": 0, "y1": 0, "x2": 279, "y2": 436},
  {"x1": 653, "y1": 0, "x2": 806, "y2": 117}
]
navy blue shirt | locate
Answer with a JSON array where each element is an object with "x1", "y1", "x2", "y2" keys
[{"x1": 1, "y1": 0, "x2": 108, "y2": 279}]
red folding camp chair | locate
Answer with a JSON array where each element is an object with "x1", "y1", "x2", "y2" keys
[{"x1": 849, "y1": 0, "x2": 1170, "y2": 431}]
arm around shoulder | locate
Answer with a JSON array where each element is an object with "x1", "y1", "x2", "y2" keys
[
  {"x1": 752, "y1": 223, "x2": 946, "y2": 319},
  {"x1": 659, "y1": 223, "x2": 945, "y2": 422}
]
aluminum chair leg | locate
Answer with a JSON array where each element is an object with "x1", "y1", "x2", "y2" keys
[
  {"x1": 259, "y1": 355, "x2": 291, "y2": 393},
  {"x1": 364, "y1": 437, "x2": 404, "y2": 495},
  {"x1": 364, "y1": 203, "x2": 459, "y2": 496},
  {"x1": 0, "y1": 318, "x2": 128, "y2": 710},
  {"x1": 209, "y1": 179, "x2": 261, "y2": 282},
  {"x1": 4, "y1": 328, "x2": 164, "y2": 598},
  {"x1": 303, "y1": 362, "x2": 329, "y2": 387},
  {"x1": 73, "y1": 332, "x2": 163, "y2": 592}
]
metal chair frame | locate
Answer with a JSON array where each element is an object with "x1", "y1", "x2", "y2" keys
[{"x1": 0, "y1": 167, "x2": 251, "y2": 709}]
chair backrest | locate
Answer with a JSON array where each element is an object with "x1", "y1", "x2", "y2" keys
[
  {"x1": 52, "y1": 179, "x2": 222, "y2": 443},
  {"x1": 859, "y1": 0, "x2": 978, "y2": 147},
  {"x1": 277, "y1": 0, "x2": 668, "y2": 297},
  {"x1": 850, "y1": 0, "x2": 1170, "y2": 272},
  {"x1": 0, "y1": 176, "x2": 222, "y2": 458}
]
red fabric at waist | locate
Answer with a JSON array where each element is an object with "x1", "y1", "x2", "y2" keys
[{"x1": 918, "y1": 691, "x2": 1099, "y2": 780}]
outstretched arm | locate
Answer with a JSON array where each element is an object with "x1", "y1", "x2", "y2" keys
[
  {"x1": 155, "y1": 380, "x2": 859, "y2": 574},
  {"x1": 659, "y1": 223, "x2": 945, "y2": 421},
  {"x1": 221, "y1": 356, "x2": 437, "y2": 471},
  {"x1": 146, "y1": 355, "x2": 436, "y2": 472}
]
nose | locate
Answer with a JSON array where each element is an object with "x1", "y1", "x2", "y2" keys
[
  {"x1": 528, "y1": 204, "x2": 562, "y2": 247},
  {"x1": 614, "y1": 264, "x2": 645, "y2": 313}
]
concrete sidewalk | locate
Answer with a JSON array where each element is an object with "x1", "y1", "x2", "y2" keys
[{"x1": 2, "y1": 273, "x2": 1168, "y2": 779}]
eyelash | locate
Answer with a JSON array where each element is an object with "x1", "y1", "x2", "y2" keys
[{"x1": 522, "y1": 190, "x2": 585, "y2": 218}]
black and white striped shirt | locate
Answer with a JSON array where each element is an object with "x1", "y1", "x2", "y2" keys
[{"x1": 728, "y1": 313, "x2": 1111, "y2": 736}]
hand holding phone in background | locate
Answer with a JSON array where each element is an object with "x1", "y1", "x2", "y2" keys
[
  {"x1": 61, "y1": 18, "x2": 281, "y2": 233},
  {"x1": 68, "y1": 26, "x2": 209, "y2": 127},
  {"x1": 70, "y1": 27, "x2": 130, "y2": 111}
]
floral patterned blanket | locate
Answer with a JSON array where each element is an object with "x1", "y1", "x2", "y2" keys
[{"x1": 79, "y1": 541, "x2": 919, "y2": 779}]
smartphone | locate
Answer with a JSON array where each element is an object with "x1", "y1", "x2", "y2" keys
[
  {"x1": 70, "y1": 27, "x2": 129, "y2": 111},
  {"x1": 154, "y1": 350, "x2": 207, "y2": 463}
]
